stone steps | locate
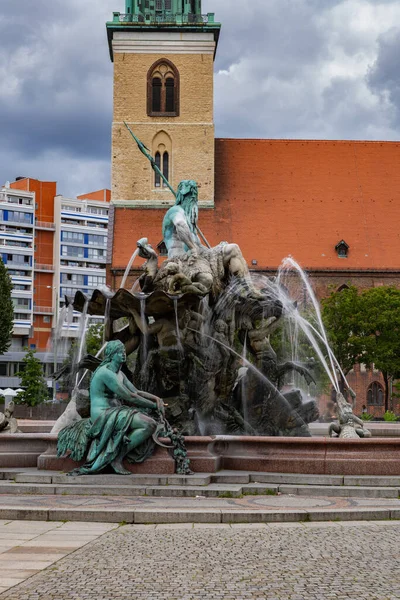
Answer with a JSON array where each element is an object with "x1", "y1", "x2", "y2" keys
[{"x1": 0, "y1": 470, "x2": 399, "y2": 498}]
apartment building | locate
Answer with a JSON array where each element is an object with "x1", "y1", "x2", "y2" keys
[
  {"x1": 0, "y1": 185, "x2": 35, "y2": 387},
  {"x1": 54, "y1": 191, "x2": 110, "y2": 337},
  {"x1": 0, "y1": 179, "x2": 110, "y2": 392}
]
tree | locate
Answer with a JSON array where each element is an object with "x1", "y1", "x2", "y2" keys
[
  {"x1": 321, "y1": 286, "x2": 363, "y2": 391},
  {"x1": 85, "y1": 323, "x2": 104, "y2": 356},
  {"x1": 356, "y1": 287, "x2": 400, "y2": 411},
  {"x1": 0, "y1": 257, "x2": 14, "y2": 355},
  {"x1": 322, "y1": 285, "x2": 400, "y2": 411},
  {"x1": 15, "y1": 349, "x2": 49, "y2": 407}
]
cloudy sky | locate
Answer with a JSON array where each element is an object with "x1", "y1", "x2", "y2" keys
[{"x1": 0, "y1": 0, "x2": 399, "y2": 197}]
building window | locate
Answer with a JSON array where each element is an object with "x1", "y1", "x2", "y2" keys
[
  {"x1": 155, "y1": 152, "x2": 161, "y2": 187},
  {"x1": 152, "y1": 78, "x2": 162, "y2": 112},
  {"x1": 335, "y1": 240, "x2": 349, "y2": 258},
  {"x1": 163, "y1": 152, "x2": 169, "y2": 183},
  {"x1": 147, "y1": 59, "x2": 179, "y2": 117},
  {"x1": 367, "y1": 382, "x2": 384, "y2": 406},
  {"x1": 152, "y1": 131, "x2": 172, "y2": 189},
  {"x1": 62, "y1": 231, "x2": 84, "y2": 243}
]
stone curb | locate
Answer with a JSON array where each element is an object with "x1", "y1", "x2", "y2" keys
[{"x1": 0, "y1": 506, "x2": 398, "y2": 524}]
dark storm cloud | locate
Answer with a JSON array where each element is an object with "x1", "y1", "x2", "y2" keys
[
  {"x1": 205, "y1": 0, "x2": 400, "y2": 141},
  {"x1": 1, "y1": 0, "x2": 400, "y2": 196},
  {"x1": 368, "y1": 28, "x2": 400, "y2": 127},
  {"x1": 0, "y1": 0, "x2": 117, "y2": 196}
]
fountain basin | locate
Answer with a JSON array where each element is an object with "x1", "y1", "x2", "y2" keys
[{"x1": 2, "y1": 434, "x2": 400, "y2": 476}]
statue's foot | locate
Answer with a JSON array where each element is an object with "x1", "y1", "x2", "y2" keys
[{"x1": 111, "y1": 459, "x2": 131, "y2": 475}]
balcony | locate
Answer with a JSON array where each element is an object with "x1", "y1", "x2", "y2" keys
[
  {"x1": 35, "y1": 221, "x2": 55, "y2": 231},
  {"x1": 34, "y1": 263, "x2": 55, "y2": 273},
  {"x1": 6, "y1": 262, "x2": 32, "y2": 270},
  {"x1": 114, "y1": 12, "x2": 215, "y2": 25},
  {"x1": 6, "y1": 218, "x2": 33, "y2": 227},
  {"x1": 33, "y1": 306, "x2": 54, "y2": 315}
]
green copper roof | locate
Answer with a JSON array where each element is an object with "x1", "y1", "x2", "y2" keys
[
  {"x1": 125, "y1": 1, "x2": 203, "y2": 16},
  {"x1": 106, "y1": 2, "x2": 221, "y2": 62}
]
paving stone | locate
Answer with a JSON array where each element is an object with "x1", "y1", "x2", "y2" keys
[
  {"x1": 344, "y1": 475, "x2": 400, "y2": 487},
  {"x1": 13, "y1": 475, "x2": 53, "y2": 484},
  {"x1": 47, "y1": 509, "x2": 134, "y2": 524},
  {"x1": 212, "y1": 473, "x2": 250, "y2": 484},
  {"x1": 134, "y1": 509, "x2": 222, "y2": 524},
  {"x1": 56, "y1": 523, "x2": 117, "y2": 533},
  {"x1": 0, "y1": 570, "x2": 38, "y2": 579},
  {"x1": 167, "y1": 475, "x2": 212, "y2": 486},
  {"x1": 306, "y1": 508, "x2": 391, "y2": 521},
  {"x1": 0, "y1": 484, "x2": 55, "y2": 495},
  {"x1": 0, "y1": 561, "x2": 54, "y2": 571},
  {"x1": 221, "y1": 510, "x2": 307, "y2": 523},
  {"x1": 155, "y1": 523, "x2": 194, "y2": 529},
  {"x1": 0, "y1": 510, "x2": 48, "y2": 522},
  {"x1": 54, "y1": 484, "x2": 147, "y2": 496},
  {"x1": 279, "y1": 484, "x2": 398, "y2": 498},
  {"x1": 51, "y1": 473, "x2": 167, "y2": 486},
  {"x1": 0, "y1": 579, "x2": 26, "y2": 588},
  {"x1": 241, "y1": 483, "x2": 280, "y2": 495},
  {"x1": 3, "y1": 521, "x2": 400, "y2": 599},
  {"x1": 145, "y1": 484, "x2": 244, "y2": 498},
  {"x1": 249, "y1": 473, "x2": 344, "y2": 486}
]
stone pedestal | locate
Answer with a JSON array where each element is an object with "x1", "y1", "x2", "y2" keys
[
  {"x1": 37, "y1": 436, "x2": 175, "y2": 474},
  {"x1": 3, "y1": 434, "x2": 400, "y2": 477}
]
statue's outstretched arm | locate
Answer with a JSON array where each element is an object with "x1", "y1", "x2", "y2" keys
[
  {"x1": 121, "y1": 373, "x2": 164, "y2": 412},
  {"x1": 129, "y1": 309, "x2": 162, "y2": 336},
  {"x1": 173, "y1": 212, "x2": 198, "y2": 251},
  {"x1": 103, "y1": 370, "x2": 156, "y2": 410}
]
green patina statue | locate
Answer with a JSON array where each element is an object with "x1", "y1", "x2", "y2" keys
[{"x1": 57, "y1": 340, "x2": 193, "y2": 475}]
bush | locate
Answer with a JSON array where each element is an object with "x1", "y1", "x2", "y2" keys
[
  {"x1": 360, "y1": 412, "x2": 373, "y2": 421},
  {"x1": 383, "y1": 410, "x2": 399, "y2": 422}
]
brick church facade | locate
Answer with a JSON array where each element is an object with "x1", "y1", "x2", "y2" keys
[{"x1": 106, "y1": 2, "x2": 400, "y2": 417}]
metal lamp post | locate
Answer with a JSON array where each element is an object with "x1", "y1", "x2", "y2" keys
[{"x1": 47, "y1": 285, "x2": 59, "y2": 401}]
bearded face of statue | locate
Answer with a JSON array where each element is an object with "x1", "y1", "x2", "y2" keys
[{"x1": 176, "y1": 180, "x2": 199, "y2": 232}]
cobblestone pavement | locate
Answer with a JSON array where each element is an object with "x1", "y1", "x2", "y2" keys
[{"x1": 2, "y1": 521, "x2": 400, "y2": 599}]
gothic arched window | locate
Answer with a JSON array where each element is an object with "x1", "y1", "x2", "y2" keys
[
  {"x1": 148, "y1": 59, "x2": 180, "y2": 117},
  {"x1": 152, "y1": 131, "x2": 172, "y2": 189},
  {"x1": 367, "y1": 382, "x2": 384, "y2": 406}
]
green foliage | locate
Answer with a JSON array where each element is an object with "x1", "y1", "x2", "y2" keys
[
  {"x1": 85, "y1": 323, "x2": 104, "y2": 356},
  {"x1": 321, "y1": 286, "x2": 362, "y2": 380},
  {"x1": 357, "y1": 287, "x2": 400, "y2": 411},
  {"x1": 323, "y1": 285, "x2": 400, "y2": 411},
  {"x1": 383, "y1": 411, "x2": 399, "y2": 422},
  {"x1": 15, "y1": 349, "x2": 49, "y2": 407},
  {"x1": 0, "y1": 257, "x2": 14, "y2": 355},
  {"x1": 360, "y1": 412, "x2": 374, "y2": 422}
]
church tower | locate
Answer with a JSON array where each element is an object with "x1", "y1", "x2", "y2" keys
[{"x1": 107, "y1": 1, "x2": 221, "y2": 209}]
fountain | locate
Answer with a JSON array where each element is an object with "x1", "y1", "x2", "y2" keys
[
  {"x1": 9, "y1": 133, "x2": 395, "y2": 476},
  {"x1": 41, "y1": 130, "x2": 372, "y2": 475}
]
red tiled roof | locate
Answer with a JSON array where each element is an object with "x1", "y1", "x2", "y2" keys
[{"x1": 112, "y1": 139, "x2": 400, "y2": 271}]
